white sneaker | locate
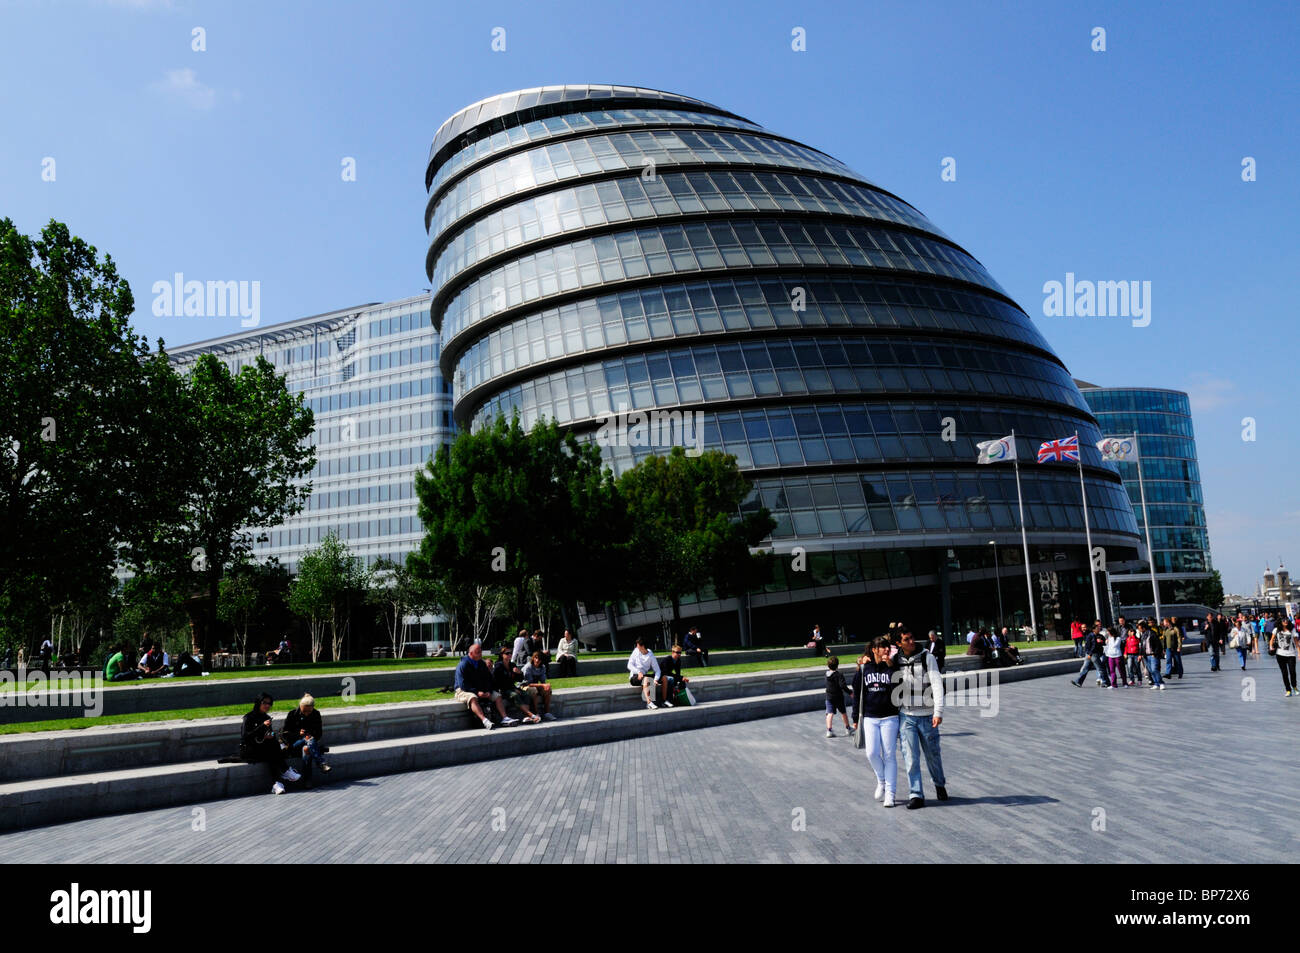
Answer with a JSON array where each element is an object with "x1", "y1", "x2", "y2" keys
[
  {"x1": 500, "y1": 716, "x2": 520, "y2": 726},
  {"x1": 874, "y1": 782, "x2": 884, "y2": 801},
  {"x1": 272, "y1": 782, "x2": 286, "y2": 795},
  {"x1": 883, "y1": 793, "x2": 896, "y2": 808},
  {"x1": 646, "y1": 701, "x2": 658, "y2": 710},
  {"x1": 1158, "y1": 684, "x2": 1166, "y2": 690},
  {"x1": 280, "y1": 768, "x2": 300, "y2": 782},
  {"x1": 482, "y1": 718, "x2": 495, "y2": 730},
  {"x1": 664, "y1": 700, "x2": 674, "y2": 708}
]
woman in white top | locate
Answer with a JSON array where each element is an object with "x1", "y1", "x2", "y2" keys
[
  {"x1": 554, "y1": 629, "x2": 579, "y2": 679},
  {"x1": 1229, "y1": 621, "x2": 1252, "y2": 671},
  {"x1": 1103, "y1": 628, "x2": 1123, "y2": 690},
  {"x1": 1269, "y1": 620, "x2": 1298, "y2": 696}
]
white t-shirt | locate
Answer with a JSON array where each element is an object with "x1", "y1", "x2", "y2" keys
[{"x1": 1274, "y1": 629, "x2": 1297, "y2": 658}]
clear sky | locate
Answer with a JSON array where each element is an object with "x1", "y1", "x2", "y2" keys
[{"x1": 2, "y1": 0, "x2": 1296, "y2": 595}]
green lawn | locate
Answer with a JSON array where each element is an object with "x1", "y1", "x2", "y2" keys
[{"x1": 0, "y1": 641, "x2": 1069, "y2": 736}]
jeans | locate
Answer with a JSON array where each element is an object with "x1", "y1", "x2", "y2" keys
[
  {"x1": 1126, "y1": 655, "x2": 1144, "y2": 684},
  {"x1": 1075, "y1": 653, "x2": 1109, "y2": 686},
  {"x1": 1210, "y1": 642, "x2": 1221, "y2": 671},
  {"x1": 291, "y1": 737, "x2": 326, "y2": 781},
  {"x1": 1143, "y1": 656, "x2": 1163, "y2": 686},
  {"x1": 899, "y1": 713, "x2": 946, "y2": 798},
  {"x1": 1235, "y1": 647, "x2": 1248, "y2": 668},
  {"x1": 1072, "y1": 639, "x2": 1086, "y2": 658},
  {"x1": 863, "y1": 715, "x2": 900, "y2": 796},
  {"x1": 1164, "y1": 648, "x2": 1183, "y2": 678}
]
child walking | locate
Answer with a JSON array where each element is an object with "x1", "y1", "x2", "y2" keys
[{"x1": 825, "y1": 656, "x2": 853, "y2": 737}]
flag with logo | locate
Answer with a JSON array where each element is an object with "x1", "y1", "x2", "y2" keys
[
  {"x1": 976, "y1": 435, "x2": 1015, "y2": 464},
  {"x1": 1095, "y1": 436, "x2": 1136, "y2": 461},
  {"x1": 1037, "y1": 435, "x2": 1080, "y2": 463}
]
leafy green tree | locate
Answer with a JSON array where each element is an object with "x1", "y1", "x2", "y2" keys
[
  {"x1": 617, "y1": 446, "x2": 775, "y2": 641},
  {"x1": 0, "y1": 218, "x2": 165, "y2": 641},
  {"x1": 113, "y1": 573, "x2": 190, "y2": 649},
  {"x1": 288, "y1": 532, "x2": 366, "y2": 662},
  {"x1": 137, "y1": 353, "x2": 316, "y2": 666},
  {"x1": 217, "y1": 562, "x2": 260, "y2": 663},
  {"x1": 368, "y1": 557, "x2": 435, "y2": 658},
  {"x1": 410, "y1": 413, "x2": 629, "y2": 625}
]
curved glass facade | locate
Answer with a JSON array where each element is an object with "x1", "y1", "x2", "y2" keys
[
  {"x1": 1078, "y1": 385, "x2": 1213, "y2": 601},
  {"x1": 426, "y1": 86, "x2": 1141, "y2": 641}
]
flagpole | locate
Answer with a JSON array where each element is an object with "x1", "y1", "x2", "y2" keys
[
  {"x1": 1076, "y1": 430, "x2": 1101, "y2": 622},
  {"x1": 1011, "y1": 430, "x2": 1038, "y2": 638},
  {"x1": 1133, "y1": 430, "x2": 1162, "y2": 620}
]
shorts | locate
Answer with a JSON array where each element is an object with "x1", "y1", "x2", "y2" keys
[
  {"x1": 454, "y1": 688, "x2": 500, "y2": 709},
  {"x1": 825, "y1": 699, "x2": 846, "y2": 714},
  {"x1": 629, "y1": 673, "x2": 651, "y2": 686}
]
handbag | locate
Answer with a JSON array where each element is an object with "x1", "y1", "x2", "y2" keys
[{"x1": 677, "y1": 685, "x2": 695, "y2": 706}]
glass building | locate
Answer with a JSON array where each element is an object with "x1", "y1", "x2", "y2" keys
[
  {"x1": 168, "y1": 294, "x2": 453, "y2": 574},
  {"x1": 1076, "y1": 383, "x2": 1214, "y2": 607},
  {"x1": 426, "y1": 85, "x2": 1141, "y2": 643}
]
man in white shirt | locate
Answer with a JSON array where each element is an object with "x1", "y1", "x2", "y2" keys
[{"x1": 627, "y1": 637, "x2": 670, "y2": 710}]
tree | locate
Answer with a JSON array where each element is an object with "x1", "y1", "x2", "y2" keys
[
  {"x1": 217, "y1": 562, "x2": 259, "y2": 663},
  {"x1": 0, "y1": 218, "x2": 168, "y2": 642},
  {"x1": 409, "y1": 413, "x2": 629, "y2": 626},
  {"x1": 113, "y1": 573, "x2": 189, "y2": 649},
  {"x1": 368, "y1": 557, "x2": 434, "y2": 659},
  {"x1": 617, "y1": 447, "x2": 775, "y2": 641},
  {"x1": 288, "y1": 532, "x2": 366, "y2": 662},
  {"x1": 137, "y1": 353, "x2": 316, "y2": 667}
]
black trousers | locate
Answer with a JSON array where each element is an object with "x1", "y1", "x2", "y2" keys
[
  {"x1": 692, "y1": 647, "x2": 709, "y2": 667},
  {"x1": 1278, "y1": 655, "x2": 1297, "y2": 693},
  {"x1": 557, "y1": 655, "x2": 577, "y2": 678},
  {"x1": 243, "y1": 741, "x2": 287, "y2": 781}
]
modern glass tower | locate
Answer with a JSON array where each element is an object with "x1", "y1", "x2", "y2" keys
[
  {"x1": 1076, "y1": 383, "x2": 1214, "y2": 607},
  {"x1": 426, "y1": 84, "x2": 1142, "y2": 642},
  {"x1": 168, "y1": 294, "x2": 453, "y2": 575}
]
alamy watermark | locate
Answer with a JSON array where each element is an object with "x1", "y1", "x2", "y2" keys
[
  {"x1": 1042, "y1": 273, "x2": 1151, "y2": 327},
  {"x1": 594, "y1": 405, "x2": 704, "y2": 455},
  {"x1": 151, "y1": 272, "x2": 260, "y2": 327},
  {"x1": 0, "y1": 665, "x2": 104, "y2": 717}
]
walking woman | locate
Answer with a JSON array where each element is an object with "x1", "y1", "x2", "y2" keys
[
  {"x1": 1229, "y1": 619, "x2": 1252, "y2": 671},
  {"x1": 1270, "y1": 620, "x2": 1298, "y2": 696},
  {"x1": 1104, "y1": 625, "x2": 1125, "y2": 689},
  {"x1": 853, "y1": 636, "x2": 901, "y2": 807}
]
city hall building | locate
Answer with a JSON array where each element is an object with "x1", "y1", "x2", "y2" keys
[
  {"x1": 171, "y1": 85, "x2": 1152, "y2": 646},
  {"x1": 423, "y1": 85, "x2": 1142, "y2": 643}
]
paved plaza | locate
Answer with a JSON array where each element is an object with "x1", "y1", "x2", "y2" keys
[{"x1": 3, "y1": 660, "x2": 1295, "y2": 863}]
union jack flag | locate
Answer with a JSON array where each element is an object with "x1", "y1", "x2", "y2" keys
[{"x1": 1037, "y1": 435, "x2": 1079, "y2": 463}]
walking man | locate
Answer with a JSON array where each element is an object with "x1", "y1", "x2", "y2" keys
[
  {"x1": 894, "y1": 630, "x2": 948, "y2": 808},
  {"x1": 1163, "y1": 617, "x2": 1184, "y2": 679},
  {"x1": 1071, "y1": 621, "x2": 1111, "y2": 688}
]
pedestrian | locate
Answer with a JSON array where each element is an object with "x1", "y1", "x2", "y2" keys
[
  {"x1": 824, "y1": 655, "x2": 853, "y2": 737},
  {"x1": 1070, "y1": 617, "x2": 1086, "y2": 657},
  {"x1": 1071, "y1": 621, "x2": 1111, "y2": 688},
  {"x1": 1140, "y1": 621, "x2": 1166, "y2": 690},
  {"x1": 1103, "y1": 624, "x2": 1124, "y2": 688},
  {"x1": 853, "y1": 636, "x2": 900, "y2": 808},
  {"x1": 1269, "y1": 620, "x2": 1298, "y2": 696},
  {"x1": 895, "y1": 630, "x2": 947, "y2": 808},
  {"x1": 925, "y1": 629, "x2": 946, "y2": 673},
  {"x1": 1229, "y1": 619, "x2": 1252, "y2": 671},
  {"x1": 1162, "y1": 617, "x2": 1184, "y2": 679},
  {"x1": 1123, "y1": 625, "x2": 1143, "y2": 687}
]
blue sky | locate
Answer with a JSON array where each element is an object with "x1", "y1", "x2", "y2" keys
[{"x1": 2, "y1": 0, "x2": 1296, "y2": 595}]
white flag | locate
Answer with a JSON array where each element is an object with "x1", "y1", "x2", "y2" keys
[
  {"x1": 1096, "y1": 437, "x2": 1136, "y2": 461},
  {"x1": 976, "y1": 435, "x2": 1016, "y2": 464}
]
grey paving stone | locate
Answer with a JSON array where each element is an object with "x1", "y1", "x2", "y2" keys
[{"x1": 1, "y1": 664, "x2": 1293, "y2": 863}]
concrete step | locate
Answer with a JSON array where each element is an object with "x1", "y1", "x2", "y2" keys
[
  {"x1": 0, "y1": 648, "x2": 1075, "y2": 782},
  {"x1": 0, "y1": 643, "x2": 878, "y2": 725}
]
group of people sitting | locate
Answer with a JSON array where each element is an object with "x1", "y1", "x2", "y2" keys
[
  {"x1": 626, "y1": 637, "x2": 694, "y2": 709},
  {"x1": 453, "y1": 636, "x2": 559, "y2": 730},
  {"x1": 238, "y1": 692, "x2": 330, "y2": 794},
  {"x1": 964, "y1": 627, "x2": 1024, "y2": 667},
  {"x1": 104, "y1": 637, "x2": 204, "y2": 681}
]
